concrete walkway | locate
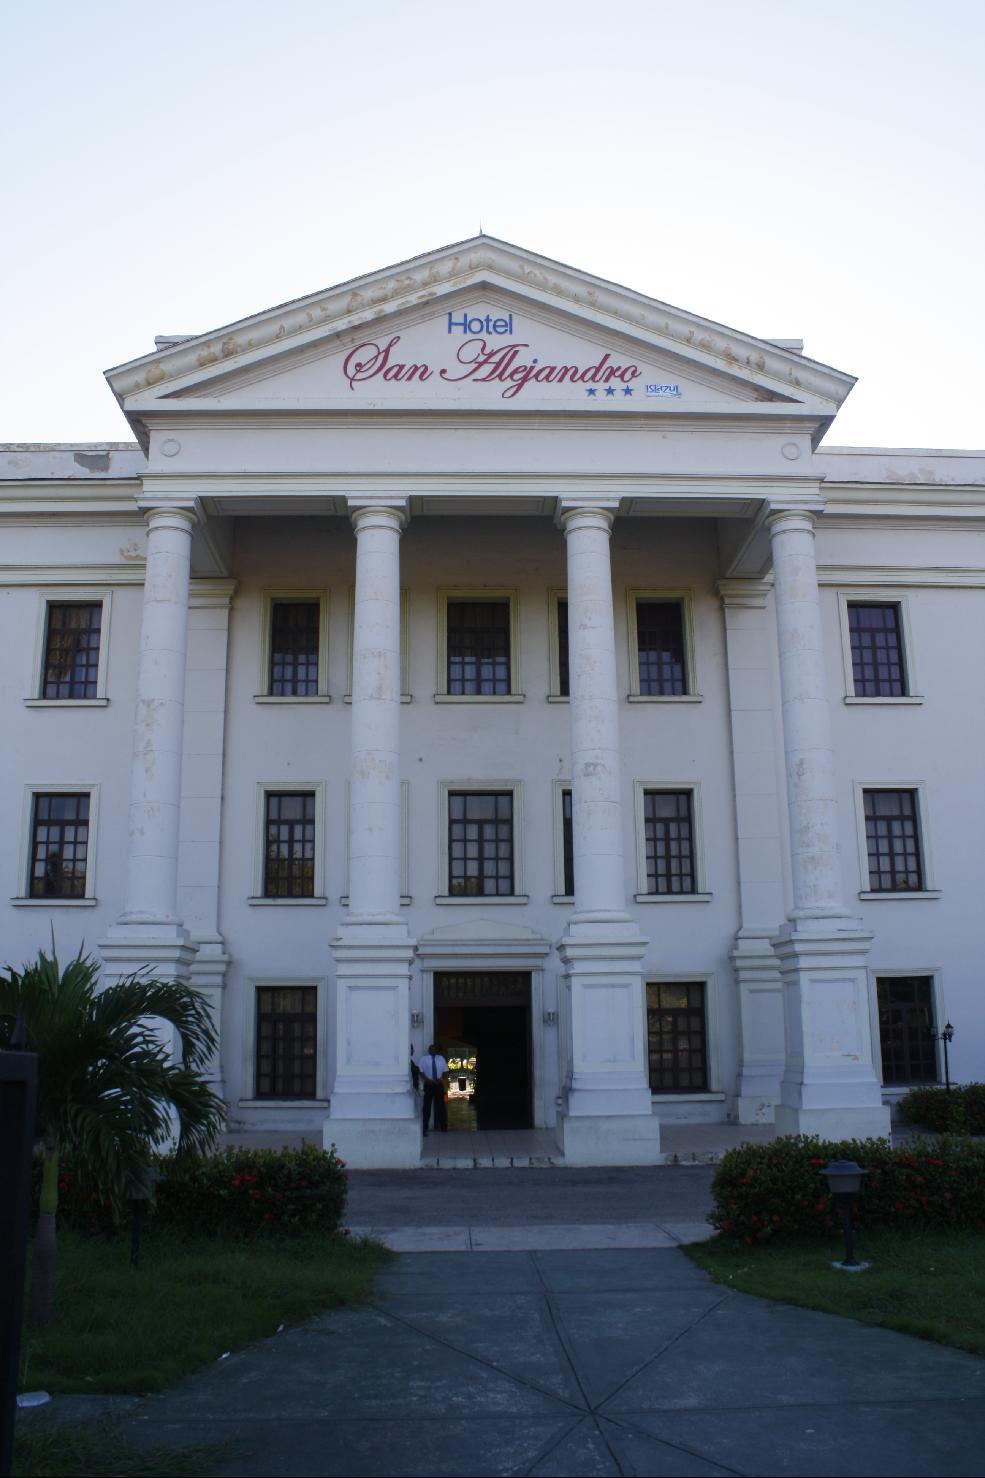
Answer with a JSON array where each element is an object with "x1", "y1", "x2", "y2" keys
[{"x1": 116, "y1": 1248, "x2": 984, "y2": 1477}]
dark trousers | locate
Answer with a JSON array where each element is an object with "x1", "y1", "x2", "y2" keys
[{"x1": 423, "y1": 1080, "x2": 447, "y2": 1133}]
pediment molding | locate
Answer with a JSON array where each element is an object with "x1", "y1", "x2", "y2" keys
[
  {"x1": 106, "y1": 237, "x2": 855, "y2": 435},
  {"x1": 416, "y1": 916, "x2": 552, "y2": 964}
]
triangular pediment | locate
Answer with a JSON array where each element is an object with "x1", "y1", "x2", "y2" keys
[{"x1": 107, "y1": 237, "x2": 854, "y2": 439}]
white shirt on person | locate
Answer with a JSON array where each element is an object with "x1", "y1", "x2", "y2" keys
[{"x1": 419, "y1": 1053, "x2": 448, "y2": 1083}]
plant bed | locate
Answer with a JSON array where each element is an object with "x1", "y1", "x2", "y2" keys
[
  {"x1": 897, "y1": 1083, "x2": 985, "y2": 1136},
  {"x1": 19, "y1": 1227, "x2": 393, "y2": 1396},
  {"x1": 687, "y1": 1227, "x2": 985, "y2": 1357}
]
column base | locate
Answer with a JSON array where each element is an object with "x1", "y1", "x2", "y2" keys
[
  {"x1": 328, "y1": 923, "x2": 417, "y2": 1123},
  {"x1": 557, "y1": 1110, "x2": 662, "y2": 1166},
  {"x1": 772, "y1": 922, "x2": 891, "y2": 1142},
  {"x1": 99, "y1": 922, "x2": 196, "y2": 986},
  {"x1": 732, "y1": 928, "x2": 785, "y2": 1124},
  {"x1": 774, "y1": 1103, "x2": 891, "y2": 1141},
  {"x1": 323, "y1": 1115, "x2": 422, "y2": 1169}
]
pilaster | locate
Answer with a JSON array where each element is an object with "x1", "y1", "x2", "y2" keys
[{"x1": 718, "y1": 578, "x2": 785, "y2": 1122}]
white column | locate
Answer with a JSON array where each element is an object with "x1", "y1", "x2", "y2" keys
[
  {"x1": 101, "y1": 506, "x2": 197, "y2": 985},
  {"x1": 347, "y1": 505, "x2": 404, "y2": 922},
  {"x1": 718, "y1": 579, "x2": 786, "y2": 1124},
  {"x1": 326, "y1": 499, "x2": 419, "y2": 1168},
  {"x1": 767, "y1": 509, "x2": 889, "y2": 1139},
  {"x1": 564, "y1": 505, "x2": 632, "y2": 923},
  {"x1": 555, "y1": 502, "x2": 660, "y2": 1165}
]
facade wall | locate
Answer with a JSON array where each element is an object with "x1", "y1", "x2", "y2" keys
[{"x1": 4, "y1": 497, "x2": 983, "y2": 1125}]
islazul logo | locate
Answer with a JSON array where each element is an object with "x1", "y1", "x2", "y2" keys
[{"x1": 645, "y1": 384, "x2": 681, "y2": 397}]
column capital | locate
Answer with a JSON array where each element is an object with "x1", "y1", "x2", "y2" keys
[
  {"x1": 765, "y1": 507, "x2": 817, "y2": 536},
  {"x1": 716, "y1": 577, "x2": 773, "y2": 610},
  {"x1": 556, "y1": 499, "x2": 619, "y2": 535},
  {"x1": 141, "y1": 504, "x2": 197, "y2": 534},
  {"x1": 347, "y1": 497, "x2": 409, "y2": 535}
]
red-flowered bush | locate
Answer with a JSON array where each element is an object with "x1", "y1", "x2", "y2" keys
[
  {"x1": 897, "y1": 1084, "x2": 985, "y2": 1136},
  {"x1": 709, "y1": 1134, "x2": 985, "y2": 1243},
  {"x1": 34, "y1": 1143, "x2": 348, "y2": 1240}
]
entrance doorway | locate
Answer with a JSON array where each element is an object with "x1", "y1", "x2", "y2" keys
[{"x1": 434, "y1": 971, "x2": 532, "y2": 1130}]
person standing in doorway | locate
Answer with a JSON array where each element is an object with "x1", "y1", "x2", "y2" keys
[{"x1": 419, "y1": 1043, "x2": 448, "y2": 1135}]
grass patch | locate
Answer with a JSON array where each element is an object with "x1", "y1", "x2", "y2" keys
[
  {"x1": 13, "y1": 1417, "x2": 223, "y2": 1477},
  {"x1": 687, "y1": 1227, "x2": 985, "y2": 1357},
  {"x1": 19, "y1": 1228, "x2": 393, "y2": 1395}
]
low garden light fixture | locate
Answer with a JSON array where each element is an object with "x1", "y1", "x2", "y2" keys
[
  {"x1": 821, "y1": 1159, "x2": 869, "y2": 1272},
  {"x1": 126, "y1": 1166, "x2": 157, "y2": 1269}
]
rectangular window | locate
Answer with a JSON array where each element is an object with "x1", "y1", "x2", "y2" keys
[
  {"x1": 562, "y1": 787, "x2": 574, "y2": 897},
  {"x1": 877, "y1": 976, "x2": 938, "y2": 1084},
  {"x1": 447, "y1": 600, "x2": 511, "y2": 695},
  {"x1": 263, "y1": 792, "x2": 316, "y2": 898},
  {"x1": 556, "y1": 598, "x2": 570, "y2": 698},
  {"x1": 636, "y1": 600, "x2": 686, "y2": 696},
  {"x1": 30, "y1": 792, "x2": 90, "y2": 898},
  {"x1": 849, "y1": 603, "x2": 906, "y2": 697},
  {"x1": 269, "y1": 600, "x2": 320, "y2": 697},
  {"x1": 647, "y1": 982, "x2": 708, "y2": 1092},
  {"x1": 864, "y1": 789, "x2": 923, "y2": 891},
  {"x1": 644, "y1": 790, "x2": 695, "y2": 894},
  {"x1": 42, "y1": 603, "x2": 102, "y2": 699},
  {"x1": 448, "y1": 791, "x2": 514, "y2": 896},
  {"x1": 255, "y1": 986, "x2": 317, "y2": 1098}
]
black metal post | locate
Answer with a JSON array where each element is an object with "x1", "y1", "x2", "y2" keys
[
  {"x1": 0, "y1": 1017, "x2": 39, "y2": 1478},
  {"x1": 840, "y1": 1196, "x2": 858, "y2": 1267},
  {"x1": 130, "y1": 1201, "x2": 144, "y2": 1268},
  {"x1": 943, "y1": 1032, "x2": 951, "y2": 1093}
]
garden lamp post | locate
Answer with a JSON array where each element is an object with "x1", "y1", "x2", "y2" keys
[
  {"x1": 929, "y1": 1021, "x2": 954, "y2": 1092},
  {"x1": 821, "y1": 1160, "x2": 869, "y2": 1272}
]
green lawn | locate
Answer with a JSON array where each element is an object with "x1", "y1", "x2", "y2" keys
[
  {"x1": 13, "y1": 1418, "x2": 223, "y2": 1478},
  {"x1": 687, "y1": 1228, "x2": 985, "y2": 1357},
  {"x1": 19, "y1": 1228, "x2": 393, "y2": 1396}
]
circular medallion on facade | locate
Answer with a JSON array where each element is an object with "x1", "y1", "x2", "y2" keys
[
  {"x1": 781, "y1": 441, "x2": 802, "y2": 461},
  {"x1": 160, "y1": 438, "x2": 182, "y2": 458}
]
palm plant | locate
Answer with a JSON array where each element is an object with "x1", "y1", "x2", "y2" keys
[{"x1": 0, "y1": 946, "x2": 225, "y2": 1326}]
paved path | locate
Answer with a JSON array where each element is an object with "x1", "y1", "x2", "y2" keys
[{"x1": 118, "y1": 1248, "x2": 984, "y2": 1477}]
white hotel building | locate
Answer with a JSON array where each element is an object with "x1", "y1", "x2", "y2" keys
[{"x1": 3, "y1": 237, "x2": 983, "y2": 1166}]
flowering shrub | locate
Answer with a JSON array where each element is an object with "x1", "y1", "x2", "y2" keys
[
  {"x1": 709, "y1": 1134, "x2": 985, "y2": 1243},
  {"x1": 33, "y1": 1143, "x2": 349, "y2": 1240},
  {"x1": 897, "y1": 1083, "x2": 985, "y2": 1136}
]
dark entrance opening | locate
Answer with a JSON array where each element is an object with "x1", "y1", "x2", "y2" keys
[{"x1": 434, "y1": 971, "x2": 532, "y2": 1130}]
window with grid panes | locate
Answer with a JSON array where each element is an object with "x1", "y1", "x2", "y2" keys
[
  {"x1": 864, "y1": 789, "x2": 923, "y2": 891},
  {"x1": 848, "y1": 603, "x2": 906, "y2": 696},
  {"x1": 647, "y1": 982, "x2": 708, "y2": 1092},
  {"x1": 255, "y1": 987, "x2": 317, "y2": 1098},
  {"x1": 636, "y1": 601, "x2": 686, "y2": 695},
  {"x1": 263, "y1": 792, "x2": 316, "y2": 897},
  {"x1": 42, "y1": 603, "x2": 102, "y2": 699},
  {"x1": 448, "y1": 792, "x2": 514, "y2": 896},
  {"x1": 269, "y1": 601, "x2": 320, "y2": 696},
  {"x1": 561, "y1": 788, "x2": 574, "y2": 896},
  {"x1": 30, "y1": 793, "x2": 90, "y2": 898},
  {"x1": 447, "y1": 600, "x2": 511, "y2": 695},
  {"x1": 877, "y1": 977, "x2": 938, "y2": 1084},
  {"x1": 556, "y1": 598, "x2": 569, "y2": 697},
  {"x1": 644, "y1": 790, "x2": 695, "y2": 893}
]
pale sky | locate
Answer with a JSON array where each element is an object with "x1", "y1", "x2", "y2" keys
[{"x1": 3, "y1": 0, "x2": 982, "y2": 449}]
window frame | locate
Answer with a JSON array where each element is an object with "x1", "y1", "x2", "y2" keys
[
  {"x1": 256, "y1": 590, "x2": 330, "y2": 703},
  {"x1": 551, "y1": 779, "x2": 574, "y2": 902},
  {"x1": 626, "y1": 589, "x2": 701, "y2": 702},
  {"x1": 435, "y1": 588, "x2": 523, "y2": 702},
  {"x1": 644, "y1": 973, "x2": 722, "y2": 1101},
  {"x1": 12, "y1": 783, "x2": 100, "y2": 906},
  {"x1": 249, "y1": 781, "x2": 328, "y2": 904},
  {"x1": 435, "y1": 780, "x2": 527, "y2": 903},
  {"x1": 345, "y1": 586, "x2": 411, "y2": 703},
  {"x1": 837, "y1": 590, "x2": 922, "y2": 705},
  {"x1": 26, "y1": 591, "x2": 112, "y2": 707},
  {"x1": 870, "y1": 970, "x2": 944, "y2": 1089},
  {"x1": 633, "y1": 781, "x2": 711, "y2": 902},
  {"x1": 547, "y1": 590, "x2": 569, "y2": 702},
  {"x1": 239, "y1": 977, "x2": 329, "y2": 1106},
  {"x1": 854, "y1": 781, "x2": 939, "y2": 899}
]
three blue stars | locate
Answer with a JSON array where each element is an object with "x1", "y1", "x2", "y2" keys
[{"x1": 585, "y1": 385, "x2": 634, "y2": 399}]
